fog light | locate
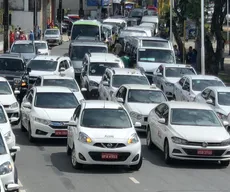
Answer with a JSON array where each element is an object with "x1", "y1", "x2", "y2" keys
[
  {"x1": 132, "y1": 154, "x2": 139, "y2": 162},
  {"x1": 79, "y1": 153, "x2": 86, "y2": 161},
  {"x1": 35, "y1": 130, "x2": 47, "y2": 135}
]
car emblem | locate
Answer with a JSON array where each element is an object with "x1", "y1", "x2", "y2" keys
[
  {"x1": 202, "y1": 142, "x2": 208, "y2": 148},
  {"x1": 106, "y1": 143, "x2": 113, "y2": 148}
]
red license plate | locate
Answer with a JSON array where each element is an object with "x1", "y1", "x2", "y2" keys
[
  {"x1": 55, "y1": 130, "x2": 67, "y2": 136},
  {"x1": 101, "y1": 153, "x2": 118, "y2": 159},
  {"x1": 197, "y1": 150, "x2": 213, "y2": 155}
]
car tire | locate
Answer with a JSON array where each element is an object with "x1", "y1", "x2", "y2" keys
[
  {"x1": 220, "y1": 160, "x2": 230, "y2": 167},
  {"x1": 164, "y1": 140, "x2": 173, "y2": 164},
  {"x1": 67, "y1": 144, "x2": 71, "y2": 156},
  {"x1": 129, "y1": 155, "x2": 142, "y2": 171},
  {"x1": 146, "y1": 127, "x2": 155, "y2": 149},
  {"x1": 71, "y1": 147, "x2": 83, "y2": 169},
  {"x1": 28, "y1": 123, "x2": 35, "y2": 143}
]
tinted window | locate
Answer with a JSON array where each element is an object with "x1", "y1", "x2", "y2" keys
[
  {"x1": 45, "y1": 30, "x2": 59, "y2": 35},
  {"x1": 81, "y1": 109, "x2": 132, "y2": 128},
  {"x1": 128, "y1": 90, "x2": 167, "y2": 103},
  {"x1": 0, "y1": 134, "x2": 7, "y2": 154},
  {"x1": 112, "y1": 75, "x2": 149, "y2": 88},
  {"x1": 11, "y1": 43, "x2": 35, "y2": 53},
  {"x1": 218, "y1": 92, "x2": 230, "y2": 106},
  {"x1": 43, "y1": 79, "x2": 79, "y2": 91},
  {"x1": 71, "y1": 46, "x2": 107, "y2": 60},
  {"x1": 142, "y1": 40, "x2": 169, "y2": 48},
  {"x1": 165, "y1": 67, "x2": 196, "y2": 77},
  {"x1": 89, "y1": 63, "x2": 119, "y2": 76},
  {"x1": 192, "y1": 80, "x2": 225, "y2": 91},
  {"x1": 0, "y1": 82, "x2": 12, "y2": 95},
  {"x1": 0, "y1": 58, "x2": 24, "y2": 71},
  {"x1": 35, "y1": 93, "x2": 79, "y2": 108},
  {"x1": 0, "y1": 107, "x2": 7, "y2": 123},
  {"x1": 138, "y1": 49, "x2": 175, "y2": 63},
  {"x1": 171, "y1": 109, "x2": 221, "y2": 126},
  {"x1": 71, "y1": 25, "x2": 100, "y2": 40},
  {"x1": 130, "y1": 9, "x2": 143, "y2": 17},
  {"x1": 35, "y1": 43, "x2": 47, "y2": 49},
  {"x1": 28, "y1": 60, "x2": 57, "y2": 71}
]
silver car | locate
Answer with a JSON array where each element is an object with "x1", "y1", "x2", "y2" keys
[{"x1": 44, "y1": 29, "x2": 63, "y2": 46}]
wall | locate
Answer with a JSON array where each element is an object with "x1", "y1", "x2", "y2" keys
[
  {"x1": 59, "y1": 0, "x2": 80, "y2": 13},
  {"x1": 0, "y1": 0, "x2": 24, "y2": 10}
]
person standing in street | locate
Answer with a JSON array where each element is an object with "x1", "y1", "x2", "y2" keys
[
  {"x1": 19, "y1": 31, "x2": 27, "y2": 40},
  {"x1": 191, "y1": 49, "x2": 197, "y2": 70},
  {"x1": 29, "y1": 30, "x2": 34, "y2": 41},
  {"x1": 186, "y1": 46, "x2": 193, "y2": 64},
  {"x1": 14, "y1": 28, "x2": 20, "y2": 40},
  {"x1": 9, "y1": 31, "x2": 14, "y2": 48}
]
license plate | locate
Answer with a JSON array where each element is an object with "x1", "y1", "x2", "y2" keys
[
  {"x1": 101, "y1": 153, "x2": 118, "y2": 159},
  {"x1": 197, "y1": 150, "x2": 213, "y2": 155},
  {"x1": 55, "y1": 130, "x2": 67, "y2": 136}
]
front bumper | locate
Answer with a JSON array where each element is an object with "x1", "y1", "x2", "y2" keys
[
  {"x1": 46, "y1": 39, "x2": 60, "y2": 45},
  {"x1": 5, "y1": 108, "x2": 20, "y2": 123},
  {"x1": 0, "y1": 170, "x2": 16, "y2": 188},
  {"x1": 132, "y1": 116, "x2": 148, "y2": 132},
  {"x1": 74, "y1": 140, "x2": 141, "y2": 165}
]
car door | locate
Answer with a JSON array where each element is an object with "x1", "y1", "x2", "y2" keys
[
  {"x1": 174, "y1": 77, "x2": 186, "y2": 101},
  {"x1": 158, "y1": 107, "x2": 169, "y2": 149},
  {"x1": 196, "y1": 88, "x2": 211, "y2": 103},
  {"x1": 181, "y1": 78, "x2": 191, "y2": 101}
]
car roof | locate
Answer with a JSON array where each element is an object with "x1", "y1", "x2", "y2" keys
[
  {"x1": 103, "y1": 18, "x2": 126, "y2": 23},
  {"x1": 13, "y1": 40, "x2": 34, "y2": 44},
  {"x1": 109, "y1": 68, "x2": 143, "y2": 75},
  {"x1": 206, "y1": 86, "x2": 230, "y2": 92},
  {"x1": 82, "y1": 100, "x2": 123, "y2": 109},
  {"x1": 35, "y1": 86, "x2": 72, "y2": 93},
  {"x1": 184, "y1": 75, "x2": 222, "y2": 80},
  {"x1": 165, "y1": 101, "x2": 213, "y2": 110},
  {"x1": 0, "y1": 77, "x2": 8, "y2": 82},
  {"x1": 71, "y1": 40, "x2": 107, "y2": 46},
  {"x1": 41, "y1": 75, "x2": 74, "y2": 80},
  {"x1": 161, "y1": 64, "x2": 194, "y2": 68},
  {"x1": 32, "y1": 55, "x2": 62, "y2": 61},
  {"x1": 123, "y1": 84, "x2": 161, "y2": 90},
  {"x1": 34, "y1": 40, "x2": 47, "y2": 44},
  {"x1": 89, "y1": 53, "x2": 121, "y2": 63}
]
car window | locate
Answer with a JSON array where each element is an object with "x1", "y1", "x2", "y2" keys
[
  {"x1": 179, "y1": 77, "x2": 185, "y2": 86},
  {"x1": 208, "y1": 91, "x2": 216, "y2": 104},
  {"x1": 116, "y1": 87, "x2": 124, "y2": 98},
  {"x1": 0, "y1": 106, "x2": 7, "y2": 123},
  {"x1": 0, "y1": 82, "x2": 12, "y2": 95},
  {"x1": 34, "y1": 78, "x2": 42, "y2": 86},
  {"x1": 73, "y1": 105, "x2": 81, "y2": 120},
  {"x1": 155, "y1": 103, "x2": 167, "y2": 118},
  {"x1": 28, "y1": 60, "x2": 58, "y2": 71},
  {"x1": 59, "y1": 61, "x2": 65, "y2": 69},
  {"x1": 27, "y1": 94, "x2": 33, "y2": 103},
  {"x1": 11, "y1": 43, "x2": 35, "y2": 53},
  {"x1": 43, "y1": 79, "x2": 79, "y2": 91},
  {"x1": 201, "y1": 88, "x2": 211, "y2": 99},
  {"x1": 0, "y1": 134, "x2": 7, "y2": 154}
]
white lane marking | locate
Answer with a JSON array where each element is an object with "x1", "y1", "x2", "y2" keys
[
  {"x1": 20, "y1": 190, "x2": 26, "y2": 192},
  {"x1": 129, "y1": 177, "x2": 140, "y2": 184},
  {"x1": 18, "y1": 179, "x2": 23, "y2": 187}
]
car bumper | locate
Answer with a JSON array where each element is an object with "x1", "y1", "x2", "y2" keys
[
  {"x1": 131, "y1": 116, "x2": 148, "y2": 132},
  {"x1": 46, "y1": 39, "x2": 60, "y2": 44},
  {"x1": 169, "y1": 141, "x2": 230, "y2": 161},
  {"x1": 6, "y1": 134, "x2": 16, "y2": 150},
  {"x1": 5, "y1": 108, "x2": 20, "y2": 122},
  {"x1": 75, "y1": 141, "x2": 141, "y2": 165},
  {"x1": 0, "y1": 171, "x2": 15, "y2": 188}
]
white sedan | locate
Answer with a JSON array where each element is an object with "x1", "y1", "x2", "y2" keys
[
  {"x1": 20, "y1": 86, "x2": 80, "y2": 142},
  {"x1": 34, "y1": 40, "x2": 50, "y2": 55},
  {"x1": 147, "y1": 101, "x2": 230, "y2": 167},
  {"x1": 67, "y1": 100, "x2": 142, "y2": 171},
  {"x1": 112, "y1": 84, "x2": 167, "y2": 132},
  {"x1": 0, "y1": 178, "x2": 19, "y2": 192},
  {"x1": 173, "y1": 75, "x2": 225, "y2": 101}
]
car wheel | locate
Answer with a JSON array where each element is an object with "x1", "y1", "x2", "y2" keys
[
  {"x1": 129, "y1": 155, "x2": 142, "y2": 171},
  {"x1": 28, "y1": 123, "x2": 35, "y2": 143},
  {"x1": 71, "y1": 147, "x2": 83, "y2": 169},
  {"x1": 220, "y1": 160, "x2": 230, "y2": 167},
  {"x1": 146, "y1": 127, "x2": 155, "y2": 149},
  {"x1": 164, "y1": 140, "x2": 173, "y2": 164},
  {"x1": 67, "y1": 144, "x2": 71, "y2": 156}
]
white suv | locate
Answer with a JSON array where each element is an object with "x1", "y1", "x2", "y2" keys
[
  {"x1": 80, "y1": 53, "x2": 124, "y2": 99},
  {"x1": 67, "y1": 100, "x2": 142, "y2": 171},
  {"x1": 98, "y1": 68, "x2": 150, "y2": 101}
]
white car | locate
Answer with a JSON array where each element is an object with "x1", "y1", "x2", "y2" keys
[
  {"x1": 147, "y1": 101, "x2": 230, "y2": 166},
  {"x1": 33, "y1": 75, "x2": 85, "y2": 101},
  {"x1": 0, "y1": 132, "x2": 20, "y2": 190},
  {"x1": 20, "y1": 86, "x2": 80, "y2": 142},
  {"x1": 173, "y1": 75, "x2": 225, "y2": 102},
  {"x1": 0, "y1": 77, "x2": 20, "y2": 125},
  {"x1": 98, "y1": 68, "x2": 150, "y2": 101},
  {"x1": 34, "y1": 40, "x2": 50, "y2": 55},
  {"x1": 195, "y1": 86, "x2": 230, "y2": 124},
  {"x1": 0, "y1": 177, "x2": 19, "y2": 192},
  {"x1": 67, "y1": 100, "x2": 142, "y2": 170},
  {"x1": 112, "y1": 84, "x2": 168, "y2": 132},
  {"x1": 152, "y1": 64, "x2": 197, "y2": 98},
  {"x1": 27, "y1": 55, "x2": 75, "y2": 85}
]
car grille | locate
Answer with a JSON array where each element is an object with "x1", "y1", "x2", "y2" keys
[
  {"x1": 186, "y1": 141, "x2": 222, "y2": 147},
  {"x1": 49, "y1": 121, "x2": 68, "y2": 129},
  {"x1": 183, "y1": 148, "x2": 225, "y2": 156},
  {"x1": 93, "y1": 143, "x2": 126, "y2": 148},
  {"x1": 88, "y1": 152, "x2": 130, "y2": 161},
  {"x1": 3, "y1": 105, "x2": 10, "y2": 108},
  {"x1": 29, "y1": 76, "x2": 37, "y2": 84}
]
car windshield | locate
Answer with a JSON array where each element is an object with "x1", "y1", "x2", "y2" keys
[
  {"x1": 192, "y1": 79, "x2": 225, "y2": 91},
  {"x1": 89, "y1": 62, "x2": 119, "y2": 76},
  {"x1": 129, "y1": 10, "x2": 143, "y2": 17},
  {"x1": 128, "y1": 90, "x2": 167, "y2": 103},
  {"x1": 45, "y1": 30, "x2": 59, "y2": 35},
  {"x1": 11, "y1": 43, "x2": 35, "y2": 53},
  {"x1": 0, "y1": 58, "x2": 24, "y2": 71},
  {"x1": 0, "y1": 107, "x2": 7, "y2": 123},
  {"x1": 35, "y1": 43, "x2": 47, "y2": 49},
  {"x1": 120, "y1": 30, "x2": 147, "y2": 37},
  {"x1": 35, "y1": 93, "x2": 79, "y2": 108},
  {"x1": 218, "y1": 92, "x2": 230, "y2": 106},
  {"x1": 81, "y1": 109, "x2": 132, "y2": 128},
  {"x1": 165, "y1": 67, "x2": 196, "y2": 77},
  {"x1": 138, "y1": 49, "x2": 175, "y2": 63},
  {"x1": 27, "y1": 60, "x2": 57, "y2": 71},
  {"x1": 112, "y1": 75, "x2": 149, "y2": 88},
  {"x1": 0, "y1": 82, "x2": 12, "y2": 95},
  {"x1": 0, "y1": 134, "x2": 7, "y2": 155},
  {"x1": 171, "y1": 108, "x2": 221, "y2": 126},
  {"x1": 71, "y1": 46, "x2": 107, "y2": 60},
  {"x1": 71, "y1": 25, "x2": 100, "y2": 40},
  {"x1": 43, "y1": 79, "x2": 79, "y2": 91}
]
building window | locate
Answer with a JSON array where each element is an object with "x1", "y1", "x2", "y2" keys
[{"x1": 29, "y1": 0, "x2": 41, "y2": 11}]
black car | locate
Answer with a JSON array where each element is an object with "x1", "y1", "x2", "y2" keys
[
  {"x1": 0, "y1": 53, "x2": 31, "y2": 102},
  {"x1": 128, "y1": 8, "x2": 148, "y2": 25}
]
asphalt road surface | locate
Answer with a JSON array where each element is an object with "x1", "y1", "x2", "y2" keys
[{"x1": 14, "y1": 42, "x2": 230, "y2": 192}]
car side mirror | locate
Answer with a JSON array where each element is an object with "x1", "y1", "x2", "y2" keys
[
  {"x1": 27, "y1": 67, "x2": 31, "y2": 73},
  {"x1": 206, "y1": 98, "x2": 214, "y2": 105},
  {"x1": 23, "y1": 102, "x2": 31, "y2": 109},
  {"x1": 134, "y1": 122, "x2": 142, "y2": 127},
  {"x1": 9, "y1": 117, "x2": 18, "y2": 125},
  {"x1": 68, "y1": 120, "x2": 77, "y2": 127},
  {"x1": 7, "y1": 184, "x2": 20, "y2": 191},
  {"x1": 9, "y1": 146, "x2": 20, "y2": 153},
  {"x1": 156, "y1": 72, "x2": 162, "y2": 76},
  {"x1": 223, "y1": 120, "x2": 229, "y2": 127},
  {"x1": 182, "y1": 85, "x2": 189, "y2": 91},
  {"x1": 158, "y1": 118, "x2": 166, "y2": 124},
  {"x1": 103, "y1": 81, "x2": 109, "y2": 86},
  {"x1": 14, "y1": 90, "x2": 20, "y2": 95},
  {"x1": 81, "y1": 88, "x2": 87, "y2": 92},
  {"x1": 117, "y1": 97, "x2": 124, "y2": 103},
  {"x1": 59, "y1": 67, "x2": 65, "y2": 72}
]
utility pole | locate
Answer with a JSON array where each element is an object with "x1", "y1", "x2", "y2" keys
[
  {"x1": 33, "y1": 0, "x2": 38, "y2": 40},
  {"x1": 227, "y1": 0, "x2": 230, "y2": 55},
  {"x1": 58, "y1": 0, "x2": 62, "y2": 33},
  {"x1": 201, "y1": 0, "x2": 205, "y2": 75},
  {"x1": 3, "y1": 0, "x2": 9, "y2": 53}
]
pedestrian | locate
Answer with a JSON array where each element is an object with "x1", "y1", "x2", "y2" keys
[
  {"x1": 173, "y1": 45, "x2": 180, "y2": 58},
  {"x1": 9, "y1": 31, "x2": 14, "y2": 48},
  {"x1": 37, "y1": 26, "x2": 41, "y2": 40},
  {"x1": 113, "y1": 39, "x2": 122, "y2": 56},
  {"x1": 29, "y1": 30, "x2": 34, "y2": 41},
  {"x1": 19, "y1": 31, "x2": 27, "y2": 40},
  {"x1": 186, "y1": 46, "x2": 193, "y2": 64},
  {"x1": 14, "y1": 28, "x2": 20, "y2": 40},
  {"x1": 191, "y1": 49, "x2": 197, "y2": 70},
  {"x1": 120, "y1": 52, "x2": 131, "y2": 68}
]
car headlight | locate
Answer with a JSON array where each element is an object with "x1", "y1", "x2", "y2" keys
[
  {"x1": 0, "y1": 162, "x2": 12, "y2": 175},
  {"x1": 130, "y1": 111, "x2": 142, "y2": 120},
  {"x1": 34, "y1": 117, "x2": 51, "y2": 125},
  {"x1": 165, "y1": 82, "x2": 174, "y2": 86},
  {"x1": 78, "y1": 132, "x2": 92, "y2": 143},
  {"x1": 171, "y1": 136, "x2": 188, "y2": 145},
  {"x1": 221, "y1": 138, "x2": 230, "y2": 146},
  {"x1": 89, "y1": 81, "x2": 99, "y2": 87},
  {"x1": 4, "y1": 131, "x2": 12, "y2": 141},
  {"x1": 217, "y1": 112, "x2": 228, "y2": 120},
  {"x1": 13, "y1": 78, "x2": 21, "y2": 85},
  {"x1": 128, "y1": 133, "x2": 139, "y2": 144},
  {"x1": 21, "y1": 79, "x2": 27, "y2": 87},
  {"x1": 9, "y1": 102, "x2": 19, "y2": 109}
]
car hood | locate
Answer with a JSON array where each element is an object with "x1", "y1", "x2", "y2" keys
[
  {"x1": 128, "y1": 103, "x2": 157, "y2": 115},
  {"x1": 29, "y1": 70, "x2": 55, "y2": 77},
  {"x1": 89, "y1": 76, "x2": 102, "y2": 84},
  {"x1": 0, "y1": 71, "x2": 25, "y2": 82},
  {"x1": 73, "y1": 91, "x2": 84, "y2": 101},
  {"x1": 35, "y1": 108, "x2": 75, "y2": 121},
  {"x1": 0, "y1": 123, "x2": 11, "y2": 135},
  {"x1": 138, "y1": 62, "x2": 166, "y2": 72},
  {"x1": 0, "y1": 95, "x2": 17, "y2": 105},
  {"x1": 218, "y1": 106, "x2": 230, "y2": 116},
  {"x1": 20, "y1": 53, "x2": 36, "y2": 60},
  {"x1": 172, "y1": 125, "x2": 230, "y2": 142},
  {"x1": 72, "y1": 60, "x2": 82, "y2": 69},
  {"x1": 165, "y1": 77, "x2": 180, "y2": 84}
]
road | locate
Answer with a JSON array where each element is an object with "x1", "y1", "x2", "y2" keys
[{"x1": 13, "y1": 42, "x2": 230, "y2": 192}]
